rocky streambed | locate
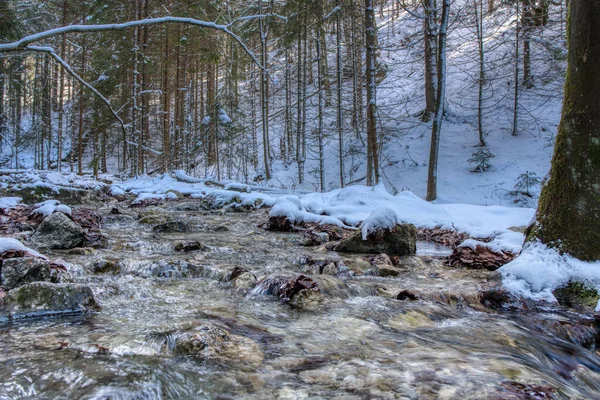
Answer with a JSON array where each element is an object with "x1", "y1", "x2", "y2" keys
[{"x1": 1, "y1": 196, "x2": 600, "y2": 399}]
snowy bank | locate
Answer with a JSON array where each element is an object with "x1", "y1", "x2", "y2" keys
[{"x1": 500, "y1": 241, "x2": 600, "y2": 308}]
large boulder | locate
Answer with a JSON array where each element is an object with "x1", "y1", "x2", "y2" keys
[
  {"x1": 335, "y1": 224, "x2": 417, "y2": 256},
  {"x1": 0, "y1": 282, "x2": 99, "y2": 320},
  {"x1": 30, "y1": 212, "x2": 85, "y2": 249},
  {"x1": 0, "y1": 257, "x2": 57, "y2": 290}
]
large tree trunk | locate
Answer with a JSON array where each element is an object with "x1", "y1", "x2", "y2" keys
[{"x1": 530, "y1": 0, "x2": 600, "y2": 261}]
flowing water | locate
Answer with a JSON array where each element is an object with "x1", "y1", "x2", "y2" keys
[{"x1": 1, "y1": 202, "x2": 600, "y2": 399}]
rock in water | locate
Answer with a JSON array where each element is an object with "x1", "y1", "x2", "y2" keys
[
  {"x1": 0, "y1": 257, "x2": 56, "y2": 290},
  {"x1": 152, "y1": 221, "x2": 191, "y2": 233},
  {"x1": 174, "y1": 240, "x2": 208, "y2": 252},
  {"x1": 0, "y1": 282, "x2": 99, "y2": 320},
  {"x1": 30, "y1": 212, "x2": 85, "y2": 249},
  {"x1": 168, "y1": 324, "x2": 264, "y2": 367},
  {"x1": 335, "y1": 224, "x2": 417, "y2": 256}
]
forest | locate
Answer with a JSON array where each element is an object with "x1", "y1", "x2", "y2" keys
[
  {"x1": 0, "y1": 0, "x2": 567, "y2": 198},
  {"x1": 2, "y1": 0, "x2": 600, "y2": 398}
]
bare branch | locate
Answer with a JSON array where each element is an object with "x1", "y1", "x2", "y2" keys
[
  {"x1": 27, "y1": 45, "x2": 128, "y2": 140},
  {"x1": 0, "y1": 16, "x2": 266, "y2": 71}
]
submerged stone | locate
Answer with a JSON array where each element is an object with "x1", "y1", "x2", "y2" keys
[
  {"x1": 174, "y1": 240, "x2": 208, "y2": 252},
  {"x1": 161, "y1": 324, "x2": 264, "y2": 367},
  {"x1": 152, "y1": 221, "x2": 191, "y2": 233}
]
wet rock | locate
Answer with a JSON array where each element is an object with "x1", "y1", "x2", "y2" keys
[
  {"x1": 92, "y1": 259, "x2": 120, "y2": 275},
  {"x1": 71, "y1": 209, "x2": 103, "y2": 230},
  {"x1": 334, "y1": 224, "x2": 417, "y2": 256},
  {"x1": 85, "y1": 232, "x2": 110, "y2": 249},
  {"x1": 152, "y1": 220, "x2": 191, "y2": 233},
  {"x1": 553, "y1": 281, "x2": 600, "y2": 313},
  {"x1": 211, "y1": 225, "x2": 230, "y2": 232},
  {"x1": 299, "y1": 230, "x2": 329, "y2": 246},
  {"x1": 288, "y1": 288, "x2": 325, "y2": 311},
  {"x1": 233, "y1": 272, "x2": 258, "y2": 291},
  {"x1": 375, "y1": 285, "x2": 397, "y2": 299},
  {"x1": 496, "y1": 380, "x2": 556, "y2": 400},
  {"x1": 30, "y1": 212, "x2": 85, "y2": 249},
  {"x1": 396, "y1": 290, "x2": 420, "y2": 301},
  {"x1": 0, "y1": 282, "x2": 99, "y2": 320},
  {"x1": 0, "y1": 257, "x2": 57, "y2": 290},
  {"x1": 265, "y1": 216, "x2": 295, "y2": 232},
  {"x1": 370, "y1": 254, "x2": 402, "y2": 277},
  {"x1": 104, "y1": 214, "x2": 135, "y2": 225},
  {"x1": 174, "y1": 240, "x2": 208, "y2": 252},
  {"x1": 68, "y1": 247, "x2": 95, "y2": 255},
  {"x1": 139, "y1": 214, "x2": 172, "y2": 225},
  {"x1": 112, "y1": 242, "x2": 135, "y2": 252},
  {"x1": 396, "y1": 255, "x2": 428, "y2": 270},
  {"x1": 449, "y1": 244, "x2": 515, "y2": 271},
  {"x1": 479, "y1": 286, "x2": 527, "y2": 311},
  {"x1": 251, "y1": 274, "x2": 323, "y2": 308},
  {"x1": 171, "y1": 324, "x2": 264, "y2": 367}
]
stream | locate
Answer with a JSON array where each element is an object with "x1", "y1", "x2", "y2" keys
[{"x1": 1, "y1": 201, "x2": 600, "y2": 399}]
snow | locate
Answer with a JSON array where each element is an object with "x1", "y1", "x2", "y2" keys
[
  {"x1": 110, "y1": 186, "x2": 125, "y2": 196},
  {"x1": 224, "y1": 183, "x2": 251, "y2": 193},
  {"x1": 0, "y1": 238, "x2": 45, "y2": 259},
  {"x1": 0, "y1": 197, "x2": 22, "y2": 210},
  {"x1": 360, "y1": 208, "x2": 399, "y2": 240},
  {"x1": 500, "y1": 241, "x2": 600, "y2": 308},
  {"x1": 33, "y1": 200, "x2": 72, "y2": 216},
  {"x1": 218, "y1": 108, "x2": 232, "y2": 125}
]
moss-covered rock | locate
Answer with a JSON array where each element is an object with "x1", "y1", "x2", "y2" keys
[
  {"x1": 0, "y1": 257, "x2": 57, "y2": 290},
  {"x1": 0, "y1": 282, "x2": 99, "y2": 321},
  {"x1": 334, "y1": 224, "x2": 417, "y2": 256},
  {"x1": 139, "y1": 214, "x2": 172, "y2": 225},
  {"x1": 553, "y1": 281, "x2": 599, "y2": 313},
  {"x1": 152, "y1": 220, "x2": 191, "y2": 233}
]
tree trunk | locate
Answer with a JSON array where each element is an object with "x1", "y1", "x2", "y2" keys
[
  {"x1": 530, "y1": 0, "x2": 600, "y2": 261},
  {"x1": 336, "y1": 0, "x2": 345, "y2": 188},
  {"x1": 423, "y1": 0, "x2": 438, "y2": 122},
  {"x1": 425, "y1": 0, "x2": 450, "y2": 201},
  {"x1": 316, "y1": 29, "x2": 325, "y2": 192},
  {"x1": 57, "y1": 0, "x2": 67, "y2": 172},
  {"x1": 474, "y1": 0, "x2": 486, "y2": 146},
  {"x1": 512, "y1": 0, "x2": 520, "y2": 136},
  {"x1": 365, "y1": 0, "x2": 379, "y2": 186}
]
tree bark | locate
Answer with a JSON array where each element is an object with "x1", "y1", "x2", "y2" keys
[
  {"x1": 365, "y1": 0, "x2": 379, "y2": 186},
  {"x1": 425, "y1": 0, "x2": 450, "y2": 201},
  {"x1": 530, "y1": 0, "x2": 600, "y2": 261}
]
